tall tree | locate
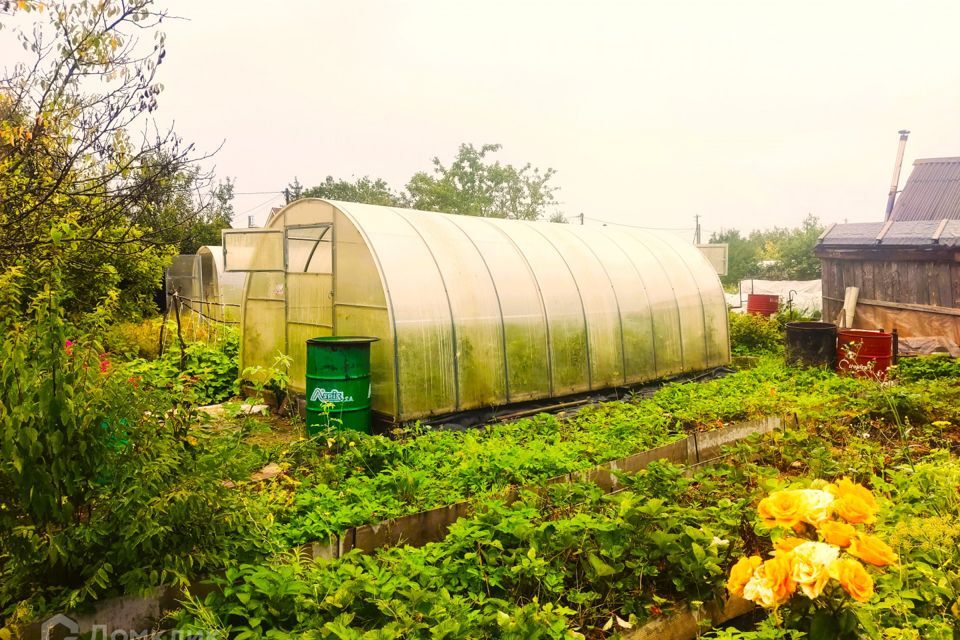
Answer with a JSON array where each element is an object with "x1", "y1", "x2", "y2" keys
[
  {"x1": 0, "y1": 0, "x2": 214, "y2": 316},
  {"x1": 770, "y1": 214, "x2": 824, "y2": 280},
  {"x1": 711, "y1": 214, "x2": 824, "y2": 286},
  {"x1": 132, "y1": 169, "x2": 235, "y2": 255},
  {"x1": 406, "y1": 143, "x2": 559, "y2": 220},
  {"x1": 293, "y1": 175, "x2": 404, "y2": 207}
]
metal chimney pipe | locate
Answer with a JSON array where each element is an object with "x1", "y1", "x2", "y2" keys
[{"x1": 885, "y1": 129, "x2": 910, "y2": 220}]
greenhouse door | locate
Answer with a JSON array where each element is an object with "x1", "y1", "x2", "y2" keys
[{"x1": 283, "y1": 224, "x2": 334, "y2": 388}]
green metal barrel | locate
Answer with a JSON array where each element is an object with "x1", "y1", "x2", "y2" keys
[{"x1": 305, "y1": 336, "x2": 379, "y2": 435}]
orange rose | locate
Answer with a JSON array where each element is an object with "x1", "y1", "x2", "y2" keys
[
  {"x1": 742, "y1": 555, "x2": 796, "y2": 608},
  {"x1": 727, "y1": 555, "x2": 763, "y2": 597},
  {"x1": 830, "y1": 479, "x2": 879, "y2": 525},
  {"x1": 818, "y1": 521, "x2": 857, "y2": 548},
  {"x1": 830, "y1": 558, "x2": 874, "y2": 602},
  {"x1": 832, "y1": 478, "x2": 878, "y2": 507},
  {"x1": 758, "y1": 491, "x2": 806, "y2": 529},
  {"x1": 834, "y1": 495, "x2": 879, "y2": 524},
  {"x1": 849, "y1": 533, "x2": 897, "y2": 567},
  {"x1": 773, "y1": 536, "x2": 807, "y2": 555}
]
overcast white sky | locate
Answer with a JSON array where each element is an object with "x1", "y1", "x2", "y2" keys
[{"x1": 10, "y1": 1, "x2": 960, "y2": 234}]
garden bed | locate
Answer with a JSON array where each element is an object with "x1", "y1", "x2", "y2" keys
[
  {"x1": 228, "y1": 359, "x2": 877, "y2": 548},
  {"x1": 172, "y1": 378, "x2": 960, "y2": 638}
]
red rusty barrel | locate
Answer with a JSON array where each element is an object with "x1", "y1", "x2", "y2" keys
[
  {"x1": 836, "y1": 329, "x2": 893, "y2": 378},
  {"x1": 746, "y1": 294, "x2": 780, "y2": 317}
]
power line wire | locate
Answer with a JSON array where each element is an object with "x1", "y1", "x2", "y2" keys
[
  {"x1": 234, "y1": 193, "x2": 284, "y2": 217},
  {"x1": 582, "y1": 215, "x2": 695, "y2": 232}
]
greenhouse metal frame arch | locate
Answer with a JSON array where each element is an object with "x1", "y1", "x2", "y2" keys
[{"x1": 224, "y1": 199, "x2": 730, "y2": 422}]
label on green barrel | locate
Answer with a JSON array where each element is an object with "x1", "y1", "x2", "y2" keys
[{"x1": 310, "y1": 388, "x2": 353, "y2": 403}]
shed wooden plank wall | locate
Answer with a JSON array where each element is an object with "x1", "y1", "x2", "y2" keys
[{"x1": 820, "y1": 251, "x2": 960, "y2": 328}]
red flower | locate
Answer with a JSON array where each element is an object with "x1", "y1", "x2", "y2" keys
[
  {"x1": 64, "y1": 339, "x2": 74, "y2": 356},
  {"x1": 99, "y1": 357, "x2": 110, "y2": 374}
]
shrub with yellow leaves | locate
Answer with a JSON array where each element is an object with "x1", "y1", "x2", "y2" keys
[{"x1": 727, "y1": 478, "x2": 896, "y2": 639}]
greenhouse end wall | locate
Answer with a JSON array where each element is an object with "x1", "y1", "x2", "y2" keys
[{"x1": 230, "y1": 199, "x2": 730, "y2": 423}]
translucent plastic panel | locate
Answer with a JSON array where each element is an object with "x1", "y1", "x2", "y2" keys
[
  {"x1": 535, "y1": 225, "x2": 624, "y2": 389},
  {"x1": 336, "y1": 203, "x2": 456, "y2": 418},
  {"x1": 241, "y1": 272, "x2": 286, "y2": 375},
  {"x1": 335, "y1": 305, "x2": 395, "y2": 418},
  {"x1": 283, "y1": 199, "x2": 335, "y2": 227},
  {"x1": 286, "y1": 270, "x2": 333, "y2": 393},
  {"x1": 599, "y1": 230, "x2": 685, "y2": 376},
  {"x1": 573, "y1": 229, "x2": 657, "y2": 382},
  {"x1": 334, "y1": 212, "x2": 388, "y2": 308},
  {"x1": 246, "y1": 271, "x2": 285, "y2": 300},
  {"x1": 657, "y1": 234, "x2": 731, "y2": 367},
  {"x1": 496, "y1": 220, "x2": 588, "y2": 396},
  {"x1": 241, "y1": 297, "x2": 285, "y2": 382},
  {"x1": 332, "y1": 214, "x2": 394, "y2": 416},
  {"x1": 223, "y1": 230, "x2": 284, "y2": 272},
  {"x1": 287, "y1": 323, "x2": 332, "y2": 393},
  {"x1": 446, "y1": 216, "x2": 549, "y2": 403},
  {"x1": 218, "y1": 271, "x2": 247, "y2": 323},
  {"x1": 197, "y1": 251, "x2": 222, "y2": 321},
  {"x1": 286, "y1": 225, "x2": 332, "y2": 273},
  {"x1": 286, "y1": 273, "x2": 332, "y2": 326},
  {"x1": 394, "y1": 209, "x2": 507, "y2": 410},
  {"x1": 166, "y1": 255, "x2": 198, "y2": 299},
  {"x1": 638, "y1": 232, "x2": 708, "y2": 370}
]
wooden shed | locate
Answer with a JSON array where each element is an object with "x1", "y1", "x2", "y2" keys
[{"x1": 815, "y1": 220, "x2": 960, "y2": 343}]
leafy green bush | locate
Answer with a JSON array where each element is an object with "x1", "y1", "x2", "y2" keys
[
  {"x1": 179, "y1": 476, "x2": 746, "y2": 638},
  {"x1": 729, "y1": 312, "x2": 783, "y2": 356},
  {"x1": 0, "y1": 267, "x2": 273, "y2": 619},
  {"x1": 102, "y1": 316, "x2": 165, "y2": 359},
  {"x1": 895, "y1": 355, "x2": 960, "y2": 382},
  {"x1": 122, "y1": 331, "x2": 239, "y2": 405}
]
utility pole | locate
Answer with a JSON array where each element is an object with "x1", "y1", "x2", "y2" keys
[
  {"x1": 284, "y1": 188, "x2": 291, "y2": 205},
  {"x1": 694, "y1": 215, "x2": 702, "y2": 244},
  {"x1": 579, "y1": 212, "x2": 584, "y2": 225}
]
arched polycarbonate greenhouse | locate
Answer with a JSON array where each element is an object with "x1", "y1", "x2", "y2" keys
[
  {"x1": 165, "y1": 245, "x2": 246, "y2": 323},
  {"x1": 224, "y1": 199, "x2": 730, "y2": 422}
]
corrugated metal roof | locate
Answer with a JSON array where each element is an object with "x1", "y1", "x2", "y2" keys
[
  {"x1": 890, "y1": 157, "x2": 960, "y2": 221},
  {"x1": 819, "y1": 220, "x2": 960, "y2": 247}
]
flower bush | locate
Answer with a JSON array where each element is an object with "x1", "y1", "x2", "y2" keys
[{"x1": 728, "y1": 479, "x2": 896, "y2": 638}]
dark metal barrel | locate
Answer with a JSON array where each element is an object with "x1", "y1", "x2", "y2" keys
[{"x1": 785, "y1": 321, "x2": 837, "y2": 368}]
